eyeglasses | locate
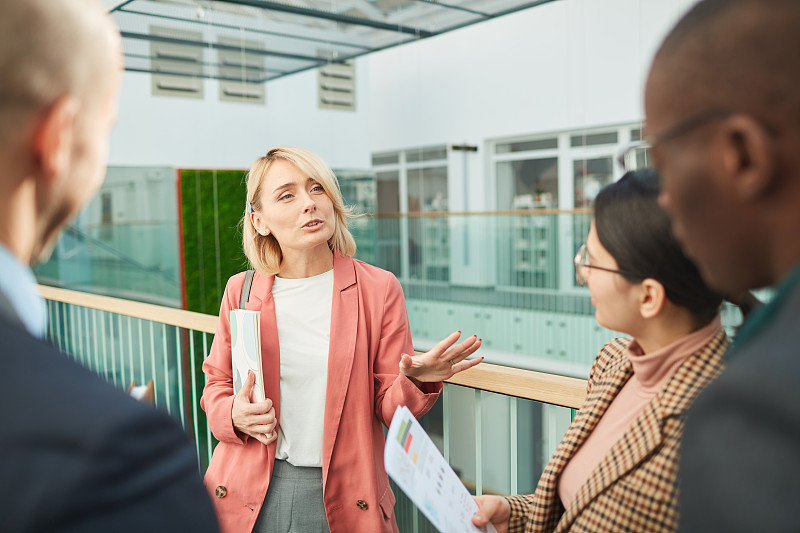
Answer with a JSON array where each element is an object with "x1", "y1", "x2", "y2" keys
[
  {"x1": 616, "y1": 107, "x2": 736, "y2": 173},
  {"x1": 573, "y1": 244, "x2": 644, "y2": 287},
  {"x1": 616, "y1": 140, "x2": 650, "y2": 172}
]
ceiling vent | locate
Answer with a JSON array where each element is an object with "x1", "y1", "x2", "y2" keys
[
  {"x1": 218, "y1": 35, "x2": 266, "y2": 105},
  {"x1": 150, "y1": 26, "x2": 204, "y2": 99},
  {"x1": 318, "y1": 61, "x2": 356, "y2": 111}
]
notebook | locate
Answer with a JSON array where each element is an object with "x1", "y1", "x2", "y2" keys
[{"x1": 230, "y1": 309, "x2": 265, "y2": 403}]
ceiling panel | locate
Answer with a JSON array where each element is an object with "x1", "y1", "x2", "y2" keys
[{"x1": 109, "y1": 0, "x2": 560, "y2": 83}]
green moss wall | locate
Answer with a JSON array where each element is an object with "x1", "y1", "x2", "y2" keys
[{"x1": 180, "y1": 169, "x2": 249, "y2": 314}]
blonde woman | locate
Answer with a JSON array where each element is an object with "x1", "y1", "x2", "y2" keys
[{"x1": 201, "y1": 146, "x2": 482, "y2": 533}]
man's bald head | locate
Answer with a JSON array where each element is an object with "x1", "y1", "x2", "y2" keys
[
  {"x1": 0, "y1": 0, "x2": 121, "y2": 265},
  {"x1": 650, "y1": 0, "x2": 800, "y2": 128},
  {"x1": 0, "y1": 0, "x2": 119, "y2": 142}
]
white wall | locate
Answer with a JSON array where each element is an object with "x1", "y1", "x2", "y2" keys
[
  {"x1": 366, "y1": 0, "x2": 696, "y2": 154},
  {"x1": 109, "y1": 57, "x2": 372, "y2": 170}
]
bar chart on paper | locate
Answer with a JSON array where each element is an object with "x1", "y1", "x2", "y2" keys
[{"x1": 385, "y1": 406, "x2": 497, "y2": 533}]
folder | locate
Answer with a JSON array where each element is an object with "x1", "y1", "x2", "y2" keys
[{"x1": 230, "y1": 309, "x2": 265, "y2": 403}]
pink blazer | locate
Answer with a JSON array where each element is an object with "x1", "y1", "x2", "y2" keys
[{"x1": 201, "y1": 254, "x2": 442, "y2": 533}]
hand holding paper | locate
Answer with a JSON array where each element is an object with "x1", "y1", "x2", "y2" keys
[
  {"x1": 232, "y1": 371, "x2": 277, "y2": 446},
  {"x1": 385, "y1": 406, "x2": 497, "y2": 533},
  {"x1": 230, "y1": 309, "x2": 275, "y2": 445},
  {"x1": 472, "y1": 495, "x2": 511, "y2": 533}
]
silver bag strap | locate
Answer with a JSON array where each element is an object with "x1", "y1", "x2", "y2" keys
[{"x1": 240, "y1": 270, "x2": 255, "y2": 309}]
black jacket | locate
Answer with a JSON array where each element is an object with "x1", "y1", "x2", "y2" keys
[
  {"x1": 680, "y1": 276, "x2": 800, "y2": 532},
  {"x1": 0, "y1": 311, "x2": 219, "y2": 532}
]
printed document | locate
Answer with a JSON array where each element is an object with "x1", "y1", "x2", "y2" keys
[{"x1": 385, "y1": 406, "x2": 497, "y2": 533}]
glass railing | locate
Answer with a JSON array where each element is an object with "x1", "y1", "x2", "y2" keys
[
  {"x1": 36, "y1": 210, "x2": 746, "y2": 380},
  {"x1": 355, "y1": 210, "x2": 593, "y2": 288},
  {"x1": 34, "y1": 222, "x2": 182, "y2": 308},
  {"x1": 40, "y1": 285, "x2": 585, "y2": 531},
  {"x1": 359, "y1": 211, "x2": 746, "y2": 376}
]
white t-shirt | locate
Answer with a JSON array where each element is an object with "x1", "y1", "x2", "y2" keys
[{"x1": 271, "y1": 269, "x2": 333, "y2": 467}]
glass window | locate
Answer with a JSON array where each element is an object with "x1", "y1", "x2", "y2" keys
[
  {"x1": 338, "y1": 172, "x2": 375, "y2": 214},
  {"x1": 372, "y1": 152, "x2": 399, "y2": 166},
  {"x1": 634, "y1": 146, "x2": 652, "y2": 169},
  {"x1": 496, "y1": 158, "x2": 559, "y2": 289},
  {"x1": 570, "y1": 131, "x2": 618, "y2": 147},
  {"x1": 407, "y1": 167, "x2": 448, "y2": 213},
  {"x1": 496, "y1": 138, "x2": 558, "y2": 153},
  {"x1": 375, "y1": 171, "x2": 401, "y2": 277},
  {"x1": 407, "y1": 167, "x2": 448, "y2": 282},
  {"x1": 101, "y1": 192, "x2": 113, "y2": 225},
  {"x1": 406, "y1": 146, "x2": 447, "y2": 163},
  {"x1": 496, "y1": 158, "x2": 558, "y2": 210},
  {"x1": 630, "y1": 128, "x2": 643, "y2": 141},
  {"x1": 376, "y1": 171, "x2": 400, "y2": 213},
  {"x1": 573, "y1": 157, "x2": 613, "y2": 208}
]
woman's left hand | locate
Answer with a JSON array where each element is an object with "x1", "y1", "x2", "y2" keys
[{"x1": 399, "y1": 331, "x2": 483, "y2": 383}]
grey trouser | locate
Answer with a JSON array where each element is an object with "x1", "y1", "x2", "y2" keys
[{"x1": 253, "y1": 459, "x2": 331, "y2": 533}]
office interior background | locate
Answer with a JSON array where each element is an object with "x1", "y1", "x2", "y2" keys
[{"x1": 38, "y1": 0, "x2": 744, "y2": 525}]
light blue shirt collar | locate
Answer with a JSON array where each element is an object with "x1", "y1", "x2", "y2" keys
[{"x1": 0, "y1": 244, "x2": 47, "y2": 338}]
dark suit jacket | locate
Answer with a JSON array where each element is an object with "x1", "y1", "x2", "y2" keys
[
  {"x1": 679, "y1": 280, "x2": 800, "y2": 532},
  {"x1": 508, "y1": 331, "x2": 728, "y2": 533},
  {"x1": 0, "y1": 310, "x2": 220, "y2": 532}
]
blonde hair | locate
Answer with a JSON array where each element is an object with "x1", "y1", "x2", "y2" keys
[{"x1": 242, "y1": 146, "x2": 356, "y2": 275}]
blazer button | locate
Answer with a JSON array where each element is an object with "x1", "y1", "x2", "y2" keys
[
  {"x1": 215, "y1": 486, "x2": 227, "y2": 498},
  {"x1": 356, "y1": 500, "x2": 368, "y2": 510}
]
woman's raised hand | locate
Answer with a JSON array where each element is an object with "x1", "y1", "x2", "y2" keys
[
  {"x1": 232, "y1": 371, "x2": 278, "y2": 446},
  {"x1": 399, "y1": 330, "x2": 483, "y2": 383}
]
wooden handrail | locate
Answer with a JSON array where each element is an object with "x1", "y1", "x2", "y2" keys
[
  {"x1": 38, "y1": 285, "x2": 587, "y2": 409},
  {"x1": 448, "y1": 363, "x2": 585, "y2": 409},
  {"x1": 38, "y1": 285, "x2": 218, "y2": 333},
  {"x1": 368, "y1": 208, "x2": 593, "y2": 218}
]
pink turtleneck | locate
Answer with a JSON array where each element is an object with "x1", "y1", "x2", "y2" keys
[{"x1": 557, "y1": 317, "x2": 722, "y2": 507}]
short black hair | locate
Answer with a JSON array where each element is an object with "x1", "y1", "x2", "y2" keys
[
  {"x1": 652, "y1": 0, "x2": 800, "y2": 126},
  {"x1": 594, "y1": 169, "x2": 722, "y2": 325}
]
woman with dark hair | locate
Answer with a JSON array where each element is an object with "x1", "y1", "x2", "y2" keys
[{"x1": 473, "y1": 168, "x2": 728, "y2": 532}]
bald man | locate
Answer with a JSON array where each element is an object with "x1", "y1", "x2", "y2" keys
[
  {"x1": 645, "y1": 0, "x2": 800, "y2": 530},
  {"x1": 0, "y1": 1, "x2": 218, "y2": 531}
]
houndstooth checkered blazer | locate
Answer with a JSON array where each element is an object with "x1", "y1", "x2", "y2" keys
[{"x1": 506, "y1": 330, "x2": 728, "y2": 533}]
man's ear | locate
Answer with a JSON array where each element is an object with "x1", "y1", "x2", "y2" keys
[
  {"x1": 639, "y1": 278, "x2": 666, "y2": 319},
  {"x1": 719, "y1": 114, "x2": 775, "y2": 201},
  {"x1": 31, "y1": 95, "x2": 80, "y2": 181}
]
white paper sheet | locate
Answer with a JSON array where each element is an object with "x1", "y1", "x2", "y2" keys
[{"x1": 385, "y1": 406, "x2": 498, "y2": 533}]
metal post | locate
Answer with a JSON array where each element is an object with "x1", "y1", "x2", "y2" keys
[
  {"x1": 475, "y1": 388, "x2": 483, "y2": 495},
  {"x1": 162, "y1": 323, "x2": 170, "y2": 413}
]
